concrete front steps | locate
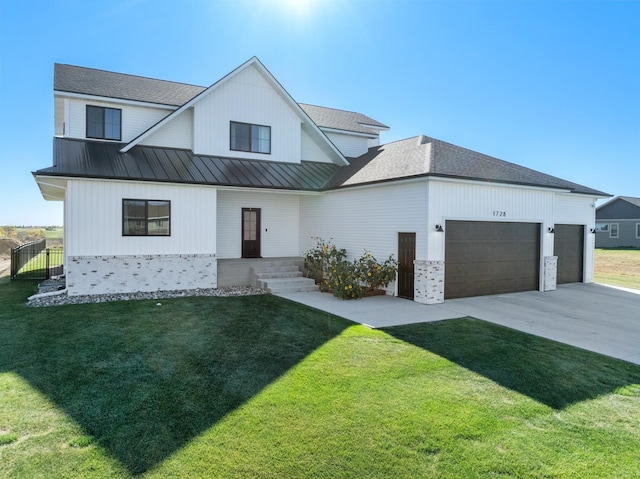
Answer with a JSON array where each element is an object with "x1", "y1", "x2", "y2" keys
[{"x1": 251, "y1": 262, "x2": 318, "y2": 294}]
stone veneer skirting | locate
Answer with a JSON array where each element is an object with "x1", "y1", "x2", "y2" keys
[
  {"x1": 66, "y1": 254, "x2": 217, "y2": 296},
  {"x1": 414, "y1": 260, "x2": 445, "y2": 305},
  {"x1": 544, "y1": 256, "x2": 557, "y2": 291}
]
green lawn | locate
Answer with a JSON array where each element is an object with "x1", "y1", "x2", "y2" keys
[
  {"x1": 11, "y1": 247, "x2": 64, "y2": 280},
  {"x1": 1, "y1": 278, "x2": 639, "y2": 478},
  {"x1": 42, "y1": 228, "x2": 63, "y2": 240}
]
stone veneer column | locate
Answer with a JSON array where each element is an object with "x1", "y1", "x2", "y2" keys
[
  {"x1": 414, "y1": 260, "x2": 445, "y2": 304},
  {"x1": 544, "y1": 256, "x2": 557, "y2": 291}
]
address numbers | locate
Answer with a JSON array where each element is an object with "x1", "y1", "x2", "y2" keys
[{"x1": 492, "y1": 211, "x2": 507, "y2": 217}]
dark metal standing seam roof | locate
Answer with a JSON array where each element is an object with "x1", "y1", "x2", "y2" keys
[
  {"x1": 39, "y1": 138, "x2": 339, "y2": 190},
  {"x1": 37, "y1": 137, "x2": 609, "y2": 196}
]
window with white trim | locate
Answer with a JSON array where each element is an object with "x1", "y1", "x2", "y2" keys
[
  {"x1": 595, "y1": 223, "x2": 609, "y2": 232},
  {"x1": 230, "y1": 121, "x2": 271, "y2": 154},
  {"x1": 636, "y1": 223, "x2": 640, "y2": 238},
  {"x1": 609, "y1": 223, "x2": 619, "y2": 238}
]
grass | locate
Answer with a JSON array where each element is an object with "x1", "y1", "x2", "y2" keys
[
  {"x1": 11, "y1": 247, "x2": 64, "y2": 280},
  {"x1": 594, "y1": 248, "x2": 640, "y2": 290},
  {"x1": 42, "y1": 228, "x2": 63, "y2": 241},
  {"x1": 1, "y1": 278, "x2": 639, "y2": 478}
]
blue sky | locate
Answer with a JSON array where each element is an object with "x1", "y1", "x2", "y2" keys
[{"x1": 0, "y1": 0, "x2": 638, "y2": 226}]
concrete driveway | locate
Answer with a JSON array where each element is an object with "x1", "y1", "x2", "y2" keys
[{"x1": 278, "y1": 283, "x2": 640, "y2": 365}]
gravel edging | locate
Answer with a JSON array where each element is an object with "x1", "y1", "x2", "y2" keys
[{"x1": 27, "y1": 286, "x2": 266, "y2": 308}]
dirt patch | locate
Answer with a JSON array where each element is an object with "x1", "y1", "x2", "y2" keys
[
  {"x1": 0, "y1": 239, "x2": 21, "y2": 277},
  {"x1": 0, "y1": 257, "x2": 10, "y2": 278},
  {"x1": 0, "y1": 238, "x2": 21, "y2": 256}
]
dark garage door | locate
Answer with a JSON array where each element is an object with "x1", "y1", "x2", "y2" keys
[
  {"x1": 554, "y1": 224, "x2": 584, "y2": 284},
  {"x1": 445, "y1": 221, "x2": 540, "y2": 299}
]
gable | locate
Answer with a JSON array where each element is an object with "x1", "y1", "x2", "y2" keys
[
  {"x1": 192, "y1": 64, "x2": 303, "y2": 162},
  {"x1": 596, "y1": 197, "x2": 640, "y2": 219},
  {"x1": 121, "y1": 58, "x2": 347, "y2": 166}
]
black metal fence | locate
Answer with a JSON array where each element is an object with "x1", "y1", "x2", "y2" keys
[{"x1": 11, "y1": 239, "x2": 64, "y2": 280}]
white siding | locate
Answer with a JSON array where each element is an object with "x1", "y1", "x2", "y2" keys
[
  {"x1": 193, "y1": 65, "x2": 302, "y2": 162},
  {"x1": 300, "y1": 181, "x2": 429, "y2": 262},
  {"x1": 140, "y1": 108, "x2": 193, "y2": 150},
  {"x1": 554, "y1": 194, "x2": 595, "y2": 225},
  {"x1": 217, "y1": 190, "x2": 300, "y2": 258},
  {"x1": 301, "y1": 128, "x2": 333, "y2": 163},
  {"x1": 65, "y1": 179, "x2": 216, "y2": 256},
  {"x1": 554, "y1": 193, "x2": 597, "y2": 282},
  {"x1": 325, "y1": 131, "x2": 370, "y2": 158},
  {"x1": 65, "y1": 98, "x2": 171, "y2": 142},
  {"x1": 54, "y1": 97, "x2": 65, "y2": 136},
  {"x1": 427, "y1": 179, "x2": 556, "y2": 261}
]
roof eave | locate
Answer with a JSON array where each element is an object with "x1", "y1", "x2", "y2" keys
[
  {"x1": 325, "y1": 172, "x2": 610, "y2": 196},
  {"x1": 54, "y1": 90, "x2": 178, "y2": 109}
]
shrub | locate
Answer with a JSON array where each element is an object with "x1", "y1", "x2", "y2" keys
[
  {"x1": 303, "y1": 237, "x2": 346, "y2": 288},
  {"x1": 304, "y1": 239, "x2": 399, "y2": 300},
  {"x1": 328, "y1": 260, "x2": 364, "y2": 299},
  {"x1": 356, "y1": 251, "x2": 398, "y2": 293}
]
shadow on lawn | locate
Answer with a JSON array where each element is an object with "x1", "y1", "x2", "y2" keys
[
  {"x1": 381, "y1": 317, "x2": 640, "y2": 410},
  {"x1": 0, "y1": 283, "x2": 349, "y2": 476}
]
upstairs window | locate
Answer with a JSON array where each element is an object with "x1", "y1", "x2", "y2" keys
[
  {"x1": 230, "y1": 121, "x2": 271, "y2": 154},
  {"x1": 123, "y1": 199, "x2": 171, "y2": 236},
  {"x1": 87, "y1": 105, "x2": 121, "y2": 140}
]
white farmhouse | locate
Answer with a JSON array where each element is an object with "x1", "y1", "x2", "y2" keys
[{"x1": 34, "y1": 57, "x2": 609, "y2": 303}]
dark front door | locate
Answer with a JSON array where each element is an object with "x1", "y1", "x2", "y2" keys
[
  {"x1": 555, "y1": 224, "x2": 584, "y2": 284},
  {"x1": 242, "y1": 208, "x2": 261, "y2": 258},
  {"x1": 398, "y1": 233, "x2": 416, "y2": 299}
]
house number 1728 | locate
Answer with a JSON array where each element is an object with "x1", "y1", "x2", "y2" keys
[{"x1": 493, "y1": 211, "x2": 506, "y2": 217}]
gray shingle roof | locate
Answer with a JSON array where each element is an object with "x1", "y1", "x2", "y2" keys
[
  {"x1": 298, "y1": 104, "x2": 389, "y2": 135},
  {"x1": 50, "y1": 64, "x2": 607, "y2": 196},
  {"x1": 53, "y1": 64, "x2": 387, "y2": 135},
  {"x1": 54, "y1": 64, "x2": 207, "y2": 106},
  {"x1": 325, "y1": 135, "x2": 609, "y2": 196},
  {"x1": 38, "y1": 138, "x2": 338, "y2": 190}
]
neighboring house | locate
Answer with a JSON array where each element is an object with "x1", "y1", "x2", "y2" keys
[
  {"x1": 33, "y1": 57, "x2": 610, "y2": 304},
  {"x1": 595, "y1": 196, "x2": 640, "y2": 248}
]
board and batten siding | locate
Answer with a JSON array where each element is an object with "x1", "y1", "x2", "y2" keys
[
  {"x1": 426, "y1": 179, "x2": 556, "y2": 261},
  {"x1": 554, "y1": 193, "x2": 597, "y2": 282},
  {"x1": 193, "y1": 65, "x2": 302, "y2": 163},
  {"x1": 139, "y1": 108, "x2": 193, "y2": 150},
  {"x1": 65, "y1": 178, "x2": 217, "y2": 257},
  {"x1": 554, "y1": 194, "x2": 596, "y2": 225},
  {"x1": 301, "y1": 128, "x2": 334, "y2": 163},
  {"x1": 299, "y1": 181, "x2": 429, "y2": 263},
  {"x1": 217, "y1": 189, "x2": 301, "y2": 259},
  {"x1": 64, "y1": 97, "x2": 172, "y2": 143}
]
